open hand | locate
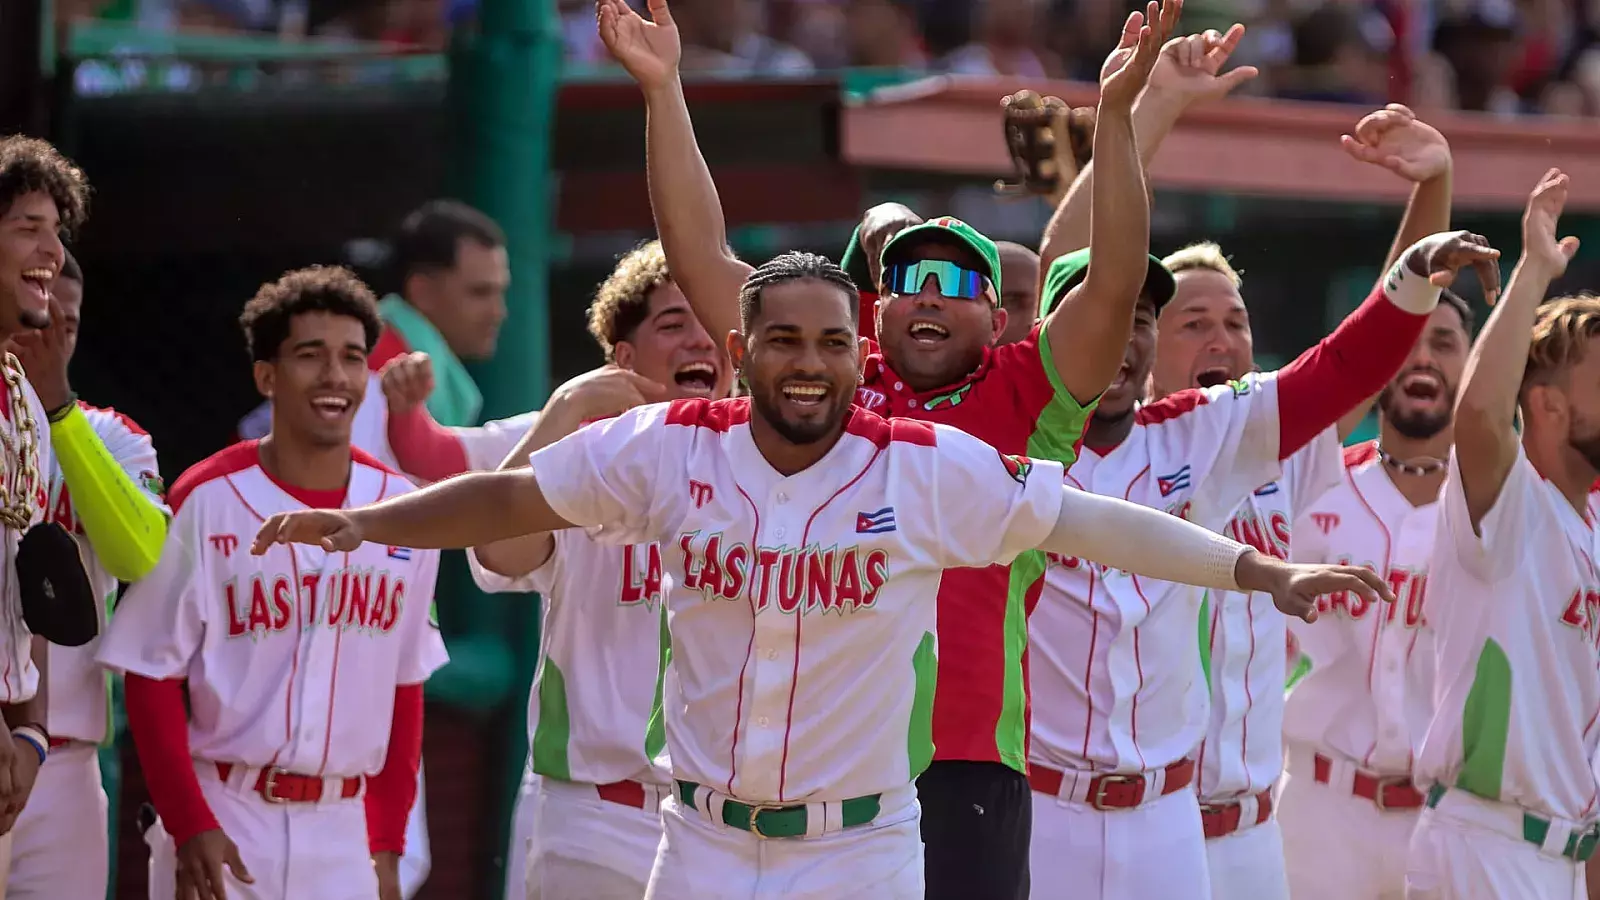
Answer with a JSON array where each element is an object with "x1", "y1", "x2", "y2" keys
[
  {"x1": 1146, "y1": 22, "x2": 1258, "y2": 105},
  {"x1": 252, "y1": 509, "x2": 363, "y2": 555},
  {"x1": 1238, "y1": 552, "x2": 1394, "y2": 623},
  {"x1": 1404, "y1": 231, "x2": 1502, "y2": 304},
  {"x1": 176, "y1": 828, "x2": 254, "y2": 900},
  {"x1": 597, "y1": 0, "x2": 680, "y2": 91},
  {"x1": 1521, "y1": 168, "x2": 1581, "y2": 279},
  {"x1": 379, "y1": 351, "x2": 434, "y2": 417},
  {"x1": 1099, "y1": 0, "x2": 1178, "y2": 113},
  {"x1": 1341, "y1": 104, "x2": 1451, "y2": 184}
]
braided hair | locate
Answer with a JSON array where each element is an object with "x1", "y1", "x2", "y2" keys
[{"x1": 738, "y1": 251, "x2": 858, "y2": 333}]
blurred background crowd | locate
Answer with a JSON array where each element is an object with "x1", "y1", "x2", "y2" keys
[{"x1": 52, "y1": 0, "x2": 1600, "y2": 116}]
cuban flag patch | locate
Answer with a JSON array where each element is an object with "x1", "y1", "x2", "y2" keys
[
  {"x1": 387, "y1": 546, "x2": 413, "y2": 561},
  {"x1": 856, "y1": 506, "x2": 897, "y2": 535},
  {"x1": 1157, "y1": 465, "x2": 1193, "y2": 497}
]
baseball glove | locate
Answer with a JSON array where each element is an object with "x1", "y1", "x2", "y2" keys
[
  {"x1": 995, "y1": 90, "x2": 1098, "y2": 199},
  {"x1": 17, "y1": 521, "x2": 97, "y2": 647}
]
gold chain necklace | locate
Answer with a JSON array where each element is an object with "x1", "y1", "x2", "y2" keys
[{"x1": 0, "y1": 354, "x2": 42, "y2": 532}]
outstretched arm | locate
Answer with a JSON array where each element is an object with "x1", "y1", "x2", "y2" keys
[
  {"x1": 1042, "y1": 0, "x2": 1172, "y2": 405},
  {"x1": 1455, "y1": 170, "x2": 1580, "y2": 527},
  {"x1": 599, "y1": 0, "x2": 750, "y2": 342}
]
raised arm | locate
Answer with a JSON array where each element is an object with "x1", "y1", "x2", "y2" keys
[
  {"x1": 1037, "y1": 22, "x2": 1259, "y2": 272},
  {"x1": 1454, "y1": 170, "x2": 1579, "y2": 527},
  {"x1": 1040, "y1": 0, "x2": 1171, "y2": 404},
  {"x1": 598, "y1": 0, "x2": 750, "y2": 342},
  {"x1": 1333, "y1": 104, "x2": 1456, "y2": 439}
]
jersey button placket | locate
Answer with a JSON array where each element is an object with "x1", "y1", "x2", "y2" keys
[
  {"x1": 742, "y1": 488, "x2": 800, "y2": 800},
  {"x1": 290, "y1": 548, "x2": 335, "y2": 770}
]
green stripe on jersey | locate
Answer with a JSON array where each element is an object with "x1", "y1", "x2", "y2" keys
[
  {"x1": 909, "y1": 631, "x2": 938, "y2": 778},
  {"x1": 530, "y1": 658, "x2": 572, "y2": 781},
  {"x1": 1198, "y1": 592, "x2": 1212, "y2": 685},
  {"x1": 645, "y1": 605, "x2": 671, "y2": 763},
  {"x1": 1030, "y1": 323, "x2": 1098, "y2": 465},
  {"x1": 996, "y1": 550, "x2": 1049, "y2": 773},
  {"x1": 1457, "y1": 638, "x2": 1513, "y2": 801}
]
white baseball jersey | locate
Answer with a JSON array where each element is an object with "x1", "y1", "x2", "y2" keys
[
  {"x1": 1415, "y1": 445, "x2": 1600, "y2": 820},
  {"x1": 1030, "y1": 373, "x2": 1283, "y2": 774},
  {"x1": 1284, "y1": 441, "x2": 1440, "y2": 775},
  {"x1": 529, "y1": 397, "x2": 1065, "y2": 803},
  {"x1": 0, "y1": 377, "x2": 53, "y2": 704},
  {"x1": 468, "y1": 531, "x2": 671, "y2": 787},
  {"x1": 96, "y1": 441, "x2": 450, "y2": 776},
  {"x1": 1194, "y1": 427, "x2": 1343, "y2": 801},
  {"x1": 41, "y1": 404, "x2": 168, "y2": 744}
]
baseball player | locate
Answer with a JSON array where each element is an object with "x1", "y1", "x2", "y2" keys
[
  {"x1": 1406, "y1": 170, "x2": 1596, "y2": 898},
  {"x1": 0, "y1": 135, "x2": 91, "y2": 885},
  {"x1": 96, "y1": 265, "x2": 449, "y2": 900},
  {"x1": 255, "y1": 250, "x2": 1393, "y2": 900},
  {"x1": 1279, "y1": 287, "x2": 1473, "y2": 900},
  {"x1": 607, "y1": 0, "x2": 1176, "y2": 890},
  {"x1": 1023, "y1": 221, "x2": 1498, "y2": 899},
  {"x1": 2, "y1": 251, "x2": 170, "y2": 900}
]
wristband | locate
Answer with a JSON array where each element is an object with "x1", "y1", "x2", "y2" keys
[
  {"x1": 1214, "y1": 542, "x2": 1254, "y2": 593},
  {"x1": 45, "y1": 394, "x2": 79, "y2": 424},
  {"x1": 1384, "y1": 258, "x2": 1444, "y2": 315},
  {"x1": 11, "y1": 726, "x2": 46, "y2": 765}
]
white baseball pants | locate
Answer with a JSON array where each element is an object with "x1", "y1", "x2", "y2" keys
[
  {"x1": 1404, "y1": 790, "x2": 1584, "y2": 900},
  {"x1": 6, "y1": 742, "x2": 108, "y2": 900},
  {"x1": 146, "y1": 760, "x2": 379, "y2": 900},
  {"x1": 645, "y1": 785, "x2": 922, "y2": 899},
  {"x1": 1205, "y1": 815, "x2": 1288, "y2": 900},
  {"x1": 523, "y1": 776, "x2": 664, "y2": 900},
  {"x1": 1278, "y1": 753, "x2": 1416, "y2": 900},
  {"x1": 1030, "y1": 784, "x2": 1211, "y2": 900},
  {"x1": 504, "y1": 770, "x2": 538, "y2": 900}
]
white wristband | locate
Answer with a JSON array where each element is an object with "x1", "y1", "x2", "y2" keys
[
  {"x1": 1383, "y1": 257, "x2": 1444, "y2": 315},
  {"x1": 11, "y1": 726, "x2": 46, "y2": 764}
]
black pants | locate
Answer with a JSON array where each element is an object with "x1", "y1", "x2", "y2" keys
[{"x1": 917, "y1": 759, "x2": 1031, "y2": 900}]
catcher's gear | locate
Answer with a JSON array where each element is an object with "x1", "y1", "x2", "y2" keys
[{"x1": 995, "y1": 90, "x2": 1097, "y2": 199}]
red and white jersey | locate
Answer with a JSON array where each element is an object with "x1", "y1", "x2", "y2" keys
[
  {"x1": 1195, "y1": 427, "x2": 1342, "y2": 801},
  {"x1": 42, "y1": 404, "x2": 168, "y2": 743},
  {"x1": 1284, "y1": 442, "x2": 1440, "y2": 776},
  {"x1": 1029, "y1": 373, "x2": 1284, "y2": 775},
  {"x1": 1416, "y1": 446, "x2": 1600, "y2": 819},
  {"x1": 95, "y1": 442, "x2": 450, "y2": 777},
  {"x1": 469, "y1": 531, "x2": 672, "y2": 788},
  {"x1": 0, "y1": 378, "x2": 51, "y2": 704},
  {"x1": 529, "y1": 397, "x2": 1065, "y2": 803}
]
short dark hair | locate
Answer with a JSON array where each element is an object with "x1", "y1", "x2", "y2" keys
[
  {"x1": 588, "y1": 240, "x2": 672, "y2": 362},
  {"x1": 392, "y1": 199, "x2": 505, "y2": 282},
  {"x1": 1438, "y1": 288, "x2": 1474, "y2": 334},
  {"x1": 738, "y1": 252, "x2": 858, "y2": 333},
  {"x1": 59, "y1": 249, "x2": 82, "y2": 285},
  {"x1": 0, "y1": 137, "x2": 90, "y2": 237},
  {"x1": 239, "y1": 265, "x2": 382, "y2": 363}
]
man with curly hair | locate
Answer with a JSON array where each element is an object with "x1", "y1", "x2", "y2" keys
[{"x1": 97, "y1": 266, "x2": 449, "y2": 900}]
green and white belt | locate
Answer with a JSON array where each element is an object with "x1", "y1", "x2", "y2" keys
[
  {"x1": 1427, "y1": 784, "x2": 1600, "y2": 862},
  {"x1": 676, "y1": 780, "x2": 881, "y2": 840}
]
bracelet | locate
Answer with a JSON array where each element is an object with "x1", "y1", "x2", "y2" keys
[
  {"x1": 45, "y1": 394, "x2": 78, "y2": 424},
  {"x1": 11, "y1": 726, "x2": 46, "y2": 765}
]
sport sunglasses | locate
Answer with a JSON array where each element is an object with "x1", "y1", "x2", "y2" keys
[{"x1": 882, "y1": 260, "x2": 994, "y2": 304}]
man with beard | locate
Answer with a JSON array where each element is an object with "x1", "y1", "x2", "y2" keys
[
  {"x1": 604, "y1": 0, "x2": 1176, "y2": 890},
  {"x1": 1280, "y1": 284, "x2": 1472, "y2": 900},
  {"x1": 252, "y1": 250, "x2": 1393, "y2": 900},
  {"x1": 1407, "y1": 171, "x2": 1599, "y2": 899}
]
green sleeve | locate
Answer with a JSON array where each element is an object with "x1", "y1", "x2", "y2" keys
[
  {"x1": 1027, "y1": 323, "x2": 1098, "y2": 465},
  {"x1": 50, "y1": 405, "x2": 168, "y2": 582}
]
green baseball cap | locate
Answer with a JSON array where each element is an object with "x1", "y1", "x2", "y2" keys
[
  {"x1": 878, "y1": 217, "x2": 1004, "y2": 300},
  {"x1": 840, "y1": 225, "x2": 874, "y2": 292},
  {"x1": 1039, "y1": 248, "x2": 1176, "y2": 318}
]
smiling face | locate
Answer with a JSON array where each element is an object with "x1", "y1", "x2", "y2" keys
[
  {"x1": 1152, "y1": 268, "x2": 1255, "y2": 398},
  {"x1": 613, "y1": 281, "x2": 731, "y2": 401},
  {"x1": 0, "y1": 191, "x2": 64, "y2": 336},
  {"x1": 733, "y1": 278, "x2": 860, "y2": 446},
  {"x1": 254, "y1": 310, "x2": 369, "y2": 449},
  {"x1": 875, "y1": 237, "x2": 1005, "y2": 391}
]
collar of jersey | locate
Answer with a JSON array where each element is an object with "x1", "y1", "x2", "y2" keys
[{"x1": 865, "y1": 341, "x2": 995, "y2": 406}]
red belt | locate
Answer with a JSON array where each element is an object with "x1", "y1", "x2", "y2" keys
[
  {"x1": 1313, "y1": 754, "x2": 1424, "y2": 810},
  {"x1": 1201, "y1": 787, "x2": 1274, "y2": 838},
  {"x1": 47, "y1": 737, "x2": 71, "y2": 749},
  {"x1": 216, "y1": 763, "x2": 362, "y2": 804},
  {"x1": 595, "y1": 780, "x2": 650, "y2": 809},
  {"x1": 1028, "y1": 758, "x2": 1196, "y2": 811}
]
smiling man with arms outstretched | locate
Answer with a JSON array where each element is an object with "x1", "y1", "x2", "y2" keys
[{"x1": 255, "y1": 252, "x2": 1391, "y2": 900}]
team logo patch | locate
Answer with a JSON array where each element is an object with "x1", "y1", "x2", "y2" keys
[
  {"x1": 999, "y1": 452, "x2": 1032, "y2": 486},
  {"x1": 139, "y1": 470, "x2": 165, "y2": 497},
  {"x1": 1157, "y1": 465, "x2": 1192, "y2": 497},
  {"x1": 856, "y1": 506, "x2": 897, "y2": 534},
  {"x1": 387, "y1": 546, "x2": 412, "y2": 561}
]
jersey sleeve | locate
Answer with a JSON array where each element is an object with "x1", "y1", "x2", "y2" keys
[
  {"x1": 454, "y1": 411, "x2": 540, "y2": 472},
  {"x1": 465, "y1": 530, "x2": 561, "y2": 596},
  {"x1": 396, "y1": 548, "x2": 449, "y2": 685},
  {"x1": 527, "y1": 403, "x2": 687, "y2": 546},
  {"x1": 89, "y1": 409, "x2": 171, "y2": 514},
  {"x1": 914, "y1": 425, "x2": 1067, "y2": 569},
  {"x1": 1283, "y1": 426, "x2": 1345, "y2": 513},
  {"x1": 1003, "y1": 323, "x2": 1096, "y2": 463},
  {"x1": 1151, "y1": 372, "x2": 1284, "y2": 513},
  {"x1": 1438, "y1": 444, "x2": 1537, "y2": 584},
  {"x1": 93, "y1": 500, "x2": 206, "y2": 679}
]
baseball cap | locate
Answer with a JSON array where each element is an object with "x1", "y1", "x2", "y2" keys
[
  {"x1": 1039, "y1": 248, "x2": 1176, "y2": 318},
  {"x1": 879, "y1": 217, "x2": 1004, "y2": 299}
]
